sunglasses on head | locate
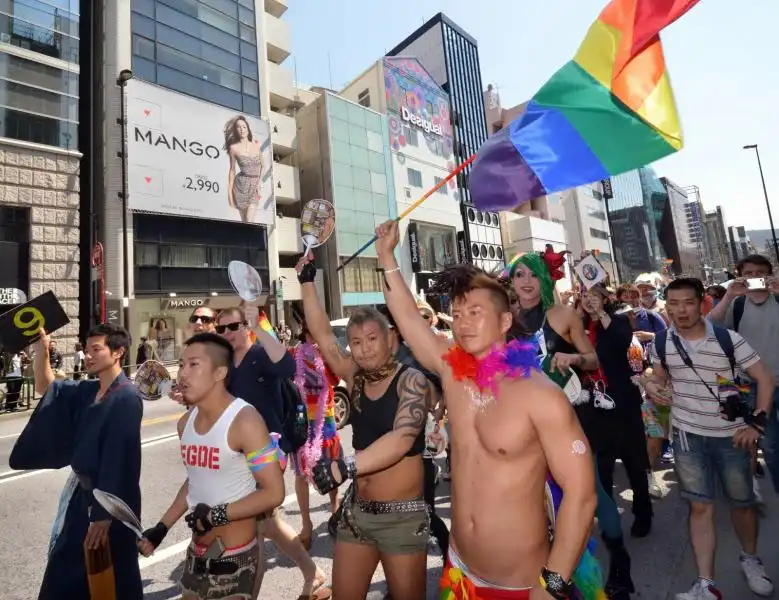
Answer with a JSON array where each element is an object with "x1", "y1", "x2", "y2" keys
[
  {"x1": 189, "y1": 314, "x2": 215, "y2": 324},
  {"x1": 216, "y1": 321, "x2": 247, "y2": 334}
]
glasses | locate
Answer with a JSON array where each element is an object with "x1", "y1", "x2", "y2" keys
[
  {"x1": 189, "y1": 314, "x2": 215, "y2": 324},
  {"x1": 216, "y1": 321, "x2": 246, "y2": 334}
]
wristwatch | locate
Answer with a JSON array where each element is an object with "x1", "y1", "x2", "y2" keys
[{"x1": 539, "y1": 567, "x2": 573, "y2": 599}]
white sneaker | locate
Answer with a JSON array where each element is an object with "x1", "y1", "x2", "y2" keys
[
  {"x1": 740, "y1": 555, "x2": 774, "y2": 596},
  {"x1": 648, "y1": 472, "x2": 662, "y2": 498},
  {"x1": 675, "y1": 580, "x2": 722, "y2": 600}
]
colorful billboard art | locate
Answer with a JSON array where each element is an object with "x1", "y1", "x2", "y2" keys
[{"x1": 383, "y1": 57, "x2": 453, "y2": 159}]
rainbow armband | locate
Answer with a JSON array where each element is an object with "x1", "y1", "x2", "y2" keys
[{"x1": 247, "y1": 432, "x2": 287, "y2": 472}]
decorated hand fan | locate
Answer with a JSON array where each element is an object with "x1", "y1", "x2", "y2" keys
[
  {"x1": 92, "y1": 489, "x2": 142, "y2": 539},
  {"x1": 300, "y1": 199, "x2": 336, "y2": 256},
  {"x1": 133, "y1": 360, "x2": 172, "y2": 400},
  {"x1": 227, "y1": 260, "x2": 263, "y2": 302}
]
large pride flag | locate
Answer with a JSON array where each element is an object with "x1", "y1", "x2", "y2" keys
[{"x1": 469, "y1": 0, "x2": 700, "y2": 211}]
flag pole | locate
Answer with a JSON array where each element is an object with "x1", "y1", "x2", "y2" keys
[{"x1": 336, "y1": 155, "x2": 476, "y2": 272}]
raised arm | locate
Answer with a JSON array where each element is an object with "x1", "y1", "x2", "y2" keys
[
  {"x1": 33, "y1": 329, "x2": 55, "y2": 396},
  {"x1": 296, "y1": 253, "x2": 356, "y2": 384},
  {"x1": 375, "y1": 220, "x2": 449, "y2": 375},
  {"x1": 243, "y1": 306, "x2": 295, "y2": 377},
  {"x1": 529, "y1": 376, "x2": 597, "y2": 583}
]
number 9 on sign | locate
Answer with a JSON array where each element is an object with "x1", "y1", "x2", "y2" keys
[{"x1": 14, "y1": 307, "x2": 45, "y2": 337}]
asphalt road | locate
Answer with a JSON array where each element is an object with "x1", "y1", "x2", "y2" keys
[{"x1": 1, "y1": 399, "x2": 777, "y2": 599}]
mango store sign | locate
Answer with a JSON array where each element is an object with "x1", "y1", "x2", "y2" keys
[{"x1": 401, "y1": 106, "x2": 443, "y2": 136}]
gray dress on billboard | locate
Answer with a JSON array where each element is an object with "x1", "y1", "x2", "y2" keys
[{"x1": 233, "y1": 153, "x2": 262, "y2": 210}]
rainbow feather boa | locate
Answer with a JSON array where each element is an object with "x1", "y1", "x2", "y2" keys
[
  {"x1": 293, "y1": 343, "x2": 329, "y2": 476},
  {"x1": 546, "y1": 476, "x2": 607, "y2": 600}
]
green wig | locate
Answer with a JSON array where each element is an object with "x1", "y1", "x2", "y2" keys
[{"x1": 508, "y1": 253, "x2": 555, "y2": 310}]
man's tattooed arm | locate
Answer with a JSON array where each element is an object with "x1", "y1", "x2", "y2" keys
[{"x1": 353, "y1": 368, "x2": 430, "y2": 476}]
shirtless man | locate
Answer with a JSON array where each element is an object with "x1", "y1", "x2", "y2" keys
[
  {"x1": 296, "y1": 255, "x2": 431, "y2": 600},
  {"x1": 138, "y1": 333, "x2": 286, "y2": 600},
  {"x1": 375, "y1": 221, "x2": 597, "y2": 599}
]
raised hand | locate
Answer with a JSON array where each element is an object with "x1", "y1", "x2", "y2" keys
[
  {"x1": 375, "y1": 220, "x2": 400, "y2": 259},
  {"x1": 296, "y1": 251, "x2": 317, "y2": 284}
]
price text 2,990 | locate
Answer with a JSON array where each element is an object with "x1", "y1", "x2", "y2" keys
[{"x1": 184, "y1": 177, "x2": 220, "y2": 193}]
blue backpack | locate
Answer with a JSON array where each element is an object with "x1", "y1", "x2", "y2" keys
[{"x1": 654, "y1": 324, "x2": 736, "y2": 379}]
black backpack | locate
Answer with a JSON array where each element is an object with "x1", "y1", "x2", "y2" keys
[
  {"x1": 280, "y1": 378, "x2": 308, "y2": 453},
  {"x1": 733, "y1": 294, "x2": 779, "y2": 332}
]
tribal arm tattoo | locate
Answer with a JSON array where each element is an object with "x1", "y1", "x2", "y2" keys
[{"x1": 353, "y1": 368, "x2": 430, "y2": 476}]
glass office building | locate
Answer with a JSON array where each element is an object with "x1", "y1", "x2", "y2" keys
[
  {"x1": 387, "y1": 13, "x2": 504, "y2": 271},
  {"x1": 130, "y1": 0, "x2": 261, "y2": 116}
]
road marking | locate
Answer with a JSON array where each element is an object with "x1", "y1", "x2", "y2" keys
[
  {"x1": 0, "y1": 411, "x2": 183, "y2": 442},
  {"x1": 139, "y1": 492, "x2": 299, "y2": 570},
  {"x1": 0, "y1": 432, "x2": 180, "y2": 485}
]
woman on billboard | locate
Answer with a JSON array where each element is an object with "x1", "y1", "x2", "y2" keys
[{"x1": 224, "y1": 115, "x2": 264, "y2": 223}]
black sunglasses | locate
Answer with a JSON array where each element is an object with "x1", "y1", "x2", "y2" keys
[
  {"x1": 189, "y1": 314, "x2": 215, "y2": 324},
  {"x1": 216, "y1": 321, "x2": 246, "y2": 334}
]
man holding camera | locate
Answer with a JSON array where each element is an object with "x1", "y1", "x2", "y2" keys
[
  {"x1": 708, "y1": 254, "x2": 779, "y2": 497},
  {"x1": 646, "y1": 278, "x2": 775, "y2": 600}
]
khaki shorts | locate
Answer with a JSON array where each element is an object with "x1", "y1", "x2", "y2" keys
[{"x1": 336, "y1": 487, "x2": 429, "y2": 555}]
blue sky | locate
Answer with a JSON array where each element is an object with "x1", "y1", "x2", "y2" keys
[{"x1": 286, "y1": 0, "x2": 778, "y2": 232}]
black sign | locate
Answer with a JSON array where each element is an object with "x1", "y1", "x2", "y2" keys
[
  {"x1": 456, "y1": 231, "x2": 468, "y2": 263},
  {"x1": 416, "y1": 272, "x2": 438, "y2": 294},
  {"x1": 105, "y1": 298, "x2": 122, "y2": 327},
  {"x1": 408, "y1": 222, "x2": 421, "y2": 273},
  {"x1": 0, "y1": 291, "x2": 70, "y2": 354},
  {"x1": 601, "y1": 178, "x2": 613, "y2": 200}
]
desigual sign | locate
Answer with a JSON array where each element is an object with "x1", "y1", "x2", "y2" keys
[
  {"x1": 408, "y1": 223, "x2": 421, "y2": 273},
  {"x1": 401, "y1": 106, "x2": 443, "y2": 136}
]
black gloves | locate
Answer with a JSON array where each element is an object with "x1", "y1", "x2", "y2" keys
[
  {"x1": 185, "y1": 503, "x2": 215, "y2": 535},
  {"x1": 142, "y1": 522, "x2": 169, "y2": 550},
  {"x1": 297, "y1": 255, "x2": 317, "y2": 284},
  {"x1": 312, "y1": 458, "x2": 348, "y2": 494}
]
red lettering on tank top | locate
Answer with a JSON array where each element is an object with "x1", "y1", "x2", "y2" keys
[{"x1": 180, "y1": 444, "x2": 220, "y2": 470}]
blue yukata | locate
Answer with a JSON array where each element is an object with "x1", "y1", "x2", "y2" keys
[{"x1": 10, "y1": 372, "x2": 143, "y2": 600}]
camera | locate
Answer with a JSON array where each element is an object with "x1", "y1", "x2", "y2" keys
[{"x1": 719, "y1": 394, "x2": 767, "y2": 434}]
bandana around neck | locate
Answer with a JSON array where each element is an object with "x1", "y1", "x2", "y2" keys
[
  {"x1": 350, "y1": 357, "x2": 399, "y2": 412},
  {"x1": 442, "y1": 339, "x2": 539, "y2": 409}
]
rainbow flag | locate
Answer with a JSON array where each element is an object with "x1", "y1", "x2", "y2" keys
[
  {"x1": 469, "y1": 0, "x2": 700, "y2": 211},
  {"x1": 716, "y1": 374, "x2": 751, "y2": 396}
]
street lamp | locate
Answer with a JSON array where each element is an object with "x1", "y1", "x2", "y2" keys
[
  {"x1": 117, "y1": 69, "x2": 133, "y2": 340},
  {"x1": 743, "y1": 144, "x2": 779, "y2": 263}
]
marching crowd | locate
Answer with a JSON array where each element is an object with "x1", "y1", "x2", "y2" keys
[{"x1": 8, "y1": 221, "x2": 779, "y2": 600}]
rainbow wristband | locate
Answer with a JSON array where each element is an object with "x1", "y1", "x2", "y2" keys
[{"x1": 246, "y1": 433, "x2": 287, "y2": 472}]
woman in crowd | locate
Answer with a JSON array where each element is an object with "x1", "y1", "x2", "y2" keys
[
  {"x1": 290, "y1": 327, "x2": 343, "y2": 550},
  {"x1": 577, "y1": 286, "x2": 653, "y2": 537}
]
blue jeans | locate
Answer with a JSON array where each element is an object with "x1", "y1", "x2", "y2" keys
[
  {"x1": 748, "y1": 385, "x2": 779, "y2": 493},
  {"x1": 594, "y1": 459, "x2": 623, "y2": 539},
  {"x1": 673, "y1": 429, "x2": 756, "y2": 507}
]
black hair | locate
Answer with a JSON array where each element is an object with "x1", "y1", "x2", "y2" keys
[
  {"x1": 429, "y1": 264, "x2": 510, "y2": 313},
  {"x1": 706, "y1": 285, "x2": 727, "y2": 300},
  {"x1": 86, "y1": 323, "x2": 131, "y2": 356},
  {"x1": 736, "y1": 254, "x2": 773, "y2": 276},
  {"x1": 346, "y1": 307, "x2": 390, "y2": 339},
  {"x1": 665, "y1": 277, "x2": 705, "y2": 301},
  {"x1": 184, "y1": 332, "x2": 234, "y2": 370}
]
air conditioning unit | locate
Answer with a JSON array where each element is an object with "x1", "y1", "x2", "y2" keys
[{"x1": 404, "y1": 187, "x2": 412, "y2": 199}]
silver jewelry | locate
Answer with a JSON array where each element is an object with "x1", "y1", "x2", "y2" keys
[{"x1": 383, "y1": 267, "x2": 401, "y2": 274}]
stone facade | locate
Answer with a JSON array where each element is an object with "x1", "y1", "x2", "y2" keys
[{"x1": 0, "y1": 139, "x2": 82, "y2": 372}]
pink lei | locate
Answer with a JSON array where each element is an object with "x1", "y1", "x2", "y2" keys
[{"x1": 293, "y1": 343, "x2": 329, "y2": 476}]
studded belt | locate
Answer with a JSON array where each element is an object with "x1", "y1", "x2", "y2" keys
[{"x1": 355, "y1": 495, "x2": 427, "y2": 514}]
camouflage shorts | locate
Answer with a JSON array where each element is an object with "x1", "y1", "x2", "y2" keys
[{"x1": 180, "y1": 540, "x2": 260, "y2": 600}]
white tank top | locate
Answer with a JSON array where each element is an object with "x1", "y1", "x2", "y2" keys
[{"x1": 181, "y1": 398, "x2": 257, "y2": 508}]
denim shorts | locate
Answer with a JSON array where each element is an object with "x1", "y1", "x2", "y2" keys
[{"x1": 672, "y1": 428, "x2": 755, "y2": 507}]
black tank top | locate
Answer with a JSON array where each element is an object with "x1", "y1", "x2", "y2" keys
[
  {"x1": 543, "y1": 321, "x2": 578, "y2": 356},
  {"x1": 351, "y1": 364, "x2": 425, "y2": 457}
]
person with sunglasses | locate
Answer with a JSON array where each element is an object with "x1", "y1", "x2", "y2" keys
[
  {"x1": 189, "y1": 307, "x2": 217, "y2": 334},
  {"x1": 216, "y1": 307, "x2": 331, "y2": 600}
]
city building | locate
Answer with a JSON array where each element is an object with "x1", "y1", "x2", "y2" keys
[
  {"x1": 341, "y1": 57, "x2": 463, "y2": 306},
  {"x1": 703, "y1": 207, "x2": 732, "y2": 274},
  {"x1": 728, "y1": 226, "x2": 755, "y2": 264},
  {"x1": 96, "y1": 0, "x2": 302, "y2": 354},
  {"x1": 296, "y1": 91, "x2": 396, "y2": 317},
  {"x1": 0, "y1": 0, "x2": 84, "y2": 370},
  {"x1": 388, "y1": 13, "x2": 505, "y2": 272},
  {"x1": 607, "y1": 167, "x2": 698, "y2": 282},
  {"x1": 683, "y1": 186, "x2": 708, "y2": 279}
]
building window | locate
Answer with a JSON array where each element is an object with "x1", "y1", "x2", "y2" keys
[
  {"x1": 434, "y1": 177, "x2": 447, "y2": 195},
  {"x1": 404, "y1": 125, "x2": 418, "y2": 147},
  {"x1": 0, "y1": 206, "x2": 30, "y2": 295},
  {"x1": 357, "y1": 88, "x2": 370, "y2": 107},
  {"x1": 407, "y1": 168, "x2": 422, "y2": 188},
  {"x1": 131, "y1": 0, "x2": 261, "y2": 115},
  {"x1": 587, "y1": 207, "x2": 607, "y2": 220},
  {"x1": 416, "y1": 223, "x2": 457, "y2": 271},
  {"x1": 590, "y1": 228, "x2": 610, "y2": 241},
  {"x1": 341, "y1": 257, "x2": 381, "y2": 292}
]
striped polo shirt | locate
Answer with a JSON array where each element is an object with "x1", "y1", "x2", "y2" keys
[{"x1": 650, "y1": 322, "x2": 760, "y2": 437}]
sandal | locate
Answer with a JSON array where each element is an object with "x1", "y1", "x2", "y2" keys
[
  {"x1": 298, "y1": 530, "x2": 312, "y2": 551},
  {"x1": 297, "y1": 580, "x2": 332, "y2": 600}
]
